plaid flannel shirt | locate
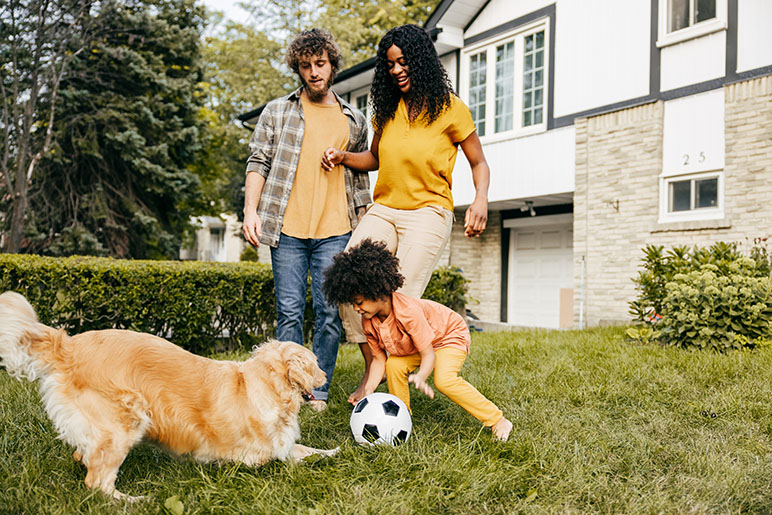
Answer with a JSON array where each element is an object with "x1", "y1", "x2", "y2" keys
[{"x1": 245, "y1": 87, "x2": 371, "y2": 248}]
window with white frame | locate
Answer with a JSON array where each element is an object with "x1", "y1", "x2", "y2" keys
[
  {"x1": 463, "y1": 22, "x2": 548, "y2": 139},
  {"x1": 658, "y1": 0, "x2": 726, "y2": 47},
  {"x1": 660, "y1": 90, "x2": 725, "y2": 222}
]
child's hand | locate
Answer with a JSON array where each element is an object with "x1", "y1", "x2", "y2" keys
[{"x1": 408, "y1": 374, "x2": 435, "y2": 399}]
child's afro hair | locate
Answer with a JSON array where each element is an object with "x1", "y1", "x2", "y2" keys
[{"x1": 323, "y1": 239, "x2": 404, "y2": 305}]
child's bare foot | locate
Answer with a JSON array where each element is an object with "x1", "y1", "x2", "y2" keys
[{"x1": 492, "y1": 417, "x2": 513, "y2": 442}]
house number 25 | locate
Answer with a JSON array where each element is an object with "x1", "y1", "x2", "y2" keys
[{"x1": 683, "y1": 152, "x2": 706, "y2": 166}]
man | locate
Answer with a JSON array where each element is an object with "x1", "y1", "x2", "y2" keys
[{"x1": 243, "y1": 29, "x2": 370, "y2": 411}]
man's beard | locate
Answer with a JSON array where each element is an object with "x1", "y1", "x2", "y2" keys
[{"x1": 302, "y1": 76, "x2": 334, "y2": 102}]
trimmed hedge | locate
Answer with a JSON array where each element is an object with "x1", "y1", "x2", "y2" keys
[
  {"x1": 0, "y1": 255, "x2": 275, "y2": 354},
  {"x1": 0, "y1": 255, "x2": 472, "y2": 354}
]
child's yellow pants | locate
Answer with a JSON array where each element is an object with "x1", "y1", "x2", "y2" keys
[{"x1": 385, "y1": 347, "x2": 503, "y2": 427}]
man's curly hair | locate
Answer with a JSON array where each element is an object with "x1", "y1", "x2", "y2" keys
[
  {"x1": 286, "y1": 28, "x2": 342, "y2": 78},
  {"x1": 323, "y1": 239, "x2": 404, "y2": 305},
  {"x1": 370, "y1": 24, "x2": 453, "y2": 133}
]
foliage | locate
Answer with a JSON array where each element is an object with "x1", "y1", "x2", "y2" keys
[
  {"x1": 628, "y1": 241, "x2": 772, "y2": 350},
  {"x1": 422, "y1": 266, "x2": 472, "y2": 313},
  {"x1": 629, "y1": 241, "x2": 771, "y2": 321},
  {"x1": 660, "y1": 263, "x2": 772, "y2": 350},
  {"x1": 0, "y1": 0, "x2": 94, "y2": 253},
  {"x1": 0, "y1": 254, "x2": 276, "y2": 353},
  {"x1": 9, "y1": 327, "x2": 772, "y2": 512},
  {"x1": 0, "y1": 254, "x2": 471, "y2": 352},
  {"x1": 19, "y1": 0, "x2": 208, "y2": 259}
]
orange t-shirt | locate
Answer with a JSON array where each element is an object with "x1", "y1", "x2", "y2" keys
[
  {"x1": 362, "y1": 291, "x2": 470, "y2": 357},
  {"x1": 373, "y1": 95, "x2": 475, "y2": 212}
]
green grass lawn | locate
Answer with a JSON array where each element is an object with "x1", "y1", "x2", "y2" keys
[{"x1": 4, "y1": 326, "x2": 772, "y2": 513}]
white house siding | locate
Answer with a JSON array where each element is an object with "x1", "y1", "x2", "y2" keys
[
  {"x1": 452, "y1": 127, "x2": 575, "y2": 206},
  {"x1": 464, "y1": 0, "x2": 554, "y2": 38},
  {"x1": 553, "y1": 1, "x2": 650, "y2": 118},
  {"x1": 660, "y1": 32, "x2": 726, "y2": 92},
  {"x1": 737, "y1": 0, "x2": 772, "y2": 73}
]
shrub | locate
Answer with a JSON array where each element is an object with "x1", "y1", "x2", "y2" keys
[
  {"x1": 628, "y1": 241, "x2": 772, "y2": 350},
  {"x1": 659, "y1": 262, "x2": 772, "y2": 350},
  {"x1": 0, "y1": 254, "x2": 276, "y2": 354},
  {"x1": 422, "y1": 266, "x2": 472, "y2": 314},
  {"x1": 0, "y1": 255, "x2": 472, "y2": 353}
]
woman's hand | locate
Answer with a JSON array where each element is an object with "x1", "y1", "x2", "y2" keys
[
  {"x1": 408, "y1": 374, "x2": 435, "y2": 399},
  {"x1": 464, "y1": 197, "x2": 488, "y2": 237},
  {"x1": 322, "y1": 147, "x2": 345, "y2": 171}
]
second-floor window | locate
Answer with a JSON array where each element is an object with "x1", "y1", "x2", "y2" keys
[
  {"x1": 356, "y1": 94, "x2": 368, "y2": 115},
  {"x1": 668, "y1": 0, "x2": 716, "y2": 33},
  {"x1": 463, "y1": 23, "x2": 548, "y2": 139}
]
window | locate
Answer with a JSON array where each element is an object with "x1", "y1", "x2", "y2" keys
[
  {"x1": 356, "y1": 94, "x2": 368, "y2": 115},
  {"x1": 657, "y1": 0, "x2": 726, "y2": 47},
  {"x1": 522, "y1": 32, "x2": 544, "y2": 127},
  {"x1": 668, "y1": 0, "x2": 716, "y2": 32},
  {"x1": 668, "y1": 174, "x2": 718, "y2": 212},
  {"x1": 469, "y1": 51, "x2": 487, "y2": 135},
  {"x1": 463, "y1": 23, "x2": 548, "y2": 139}
]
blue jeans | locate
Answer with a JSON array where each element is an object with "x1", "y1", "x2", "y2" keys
[{"x1": 270, "y1": 232, "x2": 350, "y2": 401}]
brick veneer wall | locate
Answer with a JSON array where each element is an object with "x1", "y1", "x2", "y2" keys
[
  {"x1": 574, "y1": 75, "x2": 772, "y2": 327},
  {"x1": 443, "y1": 210, "x2": 502, "y2": 322}
]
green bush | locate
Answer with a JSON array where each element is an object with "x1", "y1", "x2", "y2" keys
[
  {"x1": 660, "y1": 262, "x2": 772, "y2": 350},
  {"x1": 0, "y1": 254, "x2": 276, "y2": 354},
  {"x1": 422, "y1": 266, "x2": 472, "y2": 313},
  {"x1": 0, "y1": 255, "x2": 472, "y2": 353},
  {"x1": 628, "y1": 241, "x2": 772, "y2": 350}
]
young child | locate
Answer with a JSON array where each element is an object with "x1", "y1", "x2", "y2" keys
[{"x1": 323, "y1": 239, "x2": 513, "y2": 441}]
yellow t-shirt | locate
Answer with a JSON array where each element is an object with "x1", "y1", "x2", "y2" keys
[
  {"x1": 373, "y1": 95, "x2": 475, "y2": 212},
  {"x1": 282, "y1": 95, "x2": 351, "y2": 239}
]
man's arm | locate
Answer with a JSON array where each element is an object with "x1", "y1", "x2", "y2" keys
[{"x1": 242, "y1": 172, "x2": 266, "y2": 247}]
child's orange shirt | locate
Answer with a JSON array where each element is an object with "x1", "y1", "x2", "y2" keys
[{"x1": 362, "y1": 291, "x2": 470, "y2": 357}]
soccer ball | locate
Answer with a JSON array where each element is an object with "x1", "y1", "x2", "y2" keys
[{"x1": 350, "y1": 392, "x2": 412, "y2": 446}]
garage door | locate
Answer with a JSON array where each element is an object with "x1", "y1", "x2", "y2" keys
[{"x1": 507, "y1": 216, "x2": 573, "y2": 328}]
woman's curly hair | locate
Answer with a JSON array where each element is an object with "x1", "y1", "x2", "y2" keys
[
  {"x1": 286, "y1": 28, "x2": 342, "y2": 78},
  {"x1": 323, "y1": 239, "x2": 404, "y2": 305},
  {"x1": 370, "y1": 24, "x2": 453, "y2": 133}
]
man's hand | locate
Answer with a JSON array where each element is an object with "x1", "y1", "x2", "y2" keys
[
  {"x1": 242, "y1": 210, "x2": 263, "y2": 247},
  {"x1": 464, "y1": 196, "x2": 488, "y2": 237},
  {"x1": 322, "y1": 147, "x2": 345, "y2": 171},
  {"x1": 408, "y1": 374, "x2": 435, "y2": 399}
]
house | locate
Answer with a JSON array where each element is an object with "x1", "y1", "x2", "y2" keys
[
  {"x1": 238, "y1": 0, "x2": 772, "y2": 329},
  {"x1": 180, "y1": 214, "x2": 270, "y2": 263}
]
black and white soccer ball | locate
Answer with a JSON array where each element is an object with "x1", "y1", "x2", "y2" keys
[{"x1": 350, "y1": 392, "x2": 412, "y2": 446}]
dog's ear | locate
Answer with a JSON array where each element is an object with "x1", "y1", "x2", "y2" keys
[{"x1": 285, "y1": 346, "x2": 323, "y2": 392}]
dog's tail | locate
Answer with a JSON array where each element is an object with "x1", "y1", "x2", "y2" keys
[{"x1": 0, "y1": 291, "x2": 66, "y2": 381}]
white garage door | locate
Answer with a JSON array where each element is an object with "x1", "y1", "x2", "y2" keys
[{"x1": 507, "y1": 215, "x2": 573, "y2": 328}]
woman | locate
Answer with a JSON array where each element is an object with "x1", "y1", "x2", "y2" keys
[{"x1": 322, "y1": 24, "x2": 491, "y2": 403}]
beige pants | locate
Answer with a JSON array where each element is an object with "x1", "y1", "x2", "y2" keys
[
  {"x1": 340, "y1": 203, "x2": 453, "y2": 343},
  {"x1": 385, "y1": 348, "x2": 503, "y2": 426}
]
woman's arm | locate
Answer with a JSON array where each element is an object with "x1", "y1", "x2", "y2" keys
[
  {"x1": 322, "y1": 132, "x2": 381, "y2": 172},
  {"x1": 458, "y1": 131, "x2": 491, "y2": 238}
]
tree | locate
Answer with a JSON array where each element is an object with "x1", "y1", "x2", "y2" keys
[
  {"x1": 0, "y1": 0, "x2": 93, "y2": 253},
  {"x1": 20, "y1": 0, "x2": 208, "y2": 258}
]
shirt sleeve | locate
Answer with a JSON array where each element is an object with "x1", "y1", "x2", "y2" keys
[
  {"x1": 446, "y1": 96, "x2": 476, "y2": 144},
  {"x1": 363, "y1": 319, "x2": 387, "y2": 358},
  {"x1": 398, "y1": 300, "x2": 435, "y2": 353},
  {"x1": 245, "y1": 105, "x2": 276, "y2": 178}
]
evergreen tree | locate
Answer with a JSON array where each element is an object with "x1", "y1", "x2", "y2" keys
[{"x1": 26, "y1": 0, "x2": 207, "y2": 258}]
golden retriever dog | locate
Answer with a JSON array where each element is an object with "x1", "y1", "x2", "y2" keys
[{"x1": 0, "y1": 291, "x2": 338, "y2": 501}]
